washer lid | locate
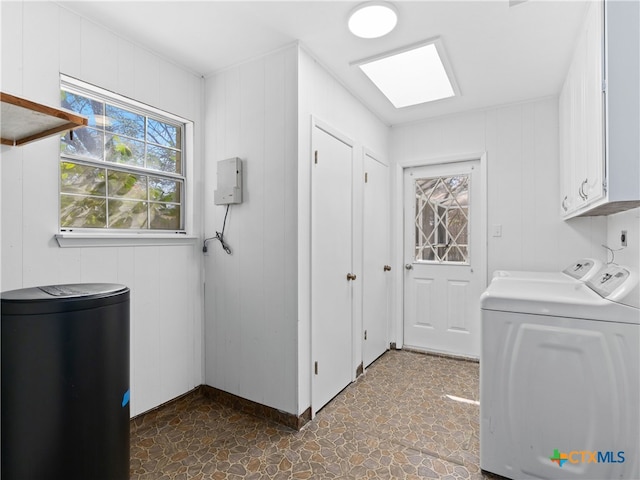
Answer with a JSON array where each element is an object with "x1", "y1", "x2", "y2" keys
[{"x1": 480, "y1": 278, "x2": 639, "y2": 324}]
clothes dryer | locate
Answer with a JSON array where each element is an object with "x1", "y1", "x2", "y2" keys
[{"x1": 480, "y1": 265, "x2": 639, "y2": 480}]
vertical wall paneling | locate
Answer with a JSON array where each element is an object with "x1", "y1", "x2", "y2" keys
[
  {"x1": 531, "y1": 100, "x2": 563, "y2": 270},
  {"x1": 23, "y1": 1, "x2": 59, "y2": 103},
  {"x1": 1, "y1": 3, "x2": 204, "y2": 417},
  {"x1": 133, "y1": 46, "x2": 160, "y2": 107},
  {"x1": 80, "y1": 17, "x2": 118, "y2": 93},
  {"x1": 283, "y1": 50, "x2": 298, "y2": 410},
  {"x1": 21, "y1": 140, "x2": 60, "y2": 288},
  {"x1": 204, "y1": 46, "x2": 298, "y2": 415},
  {"x1": 158, "y1": 247, "x2": 192, "y2": 401},
  {"x1": 1, "y1": 1, "x2": 24, "y2": 95},
  {"x1": 264, "y1": 51, "x2": 289, "y2": 406},
  {"x1": 520, "y1": 104, "x2": 537, "y2": 265},
  {"x1": 492, "y1": 106, "x2": 524, "y2": 269},
  {"x1": 133, "y1": 247, "x2": 161, "y2": 414},
  {"x1": 238, "y1": 58, "x2": 266, "y2": 402},
  {"x1": 80, "y1": 248, "x2": 119, "y2": 284},
  {"x1": 0, "y1": 145, "x2": 23, "y2": 290},
  {"x1": 116, "y1": 38, "x2": 136, "y2": 99},
  {"x1": 59, "y1": 7, "x2": 82, "y2": 80},
  {"x1": 606, "y1": 208, "x2": 640, "y2": 270}
]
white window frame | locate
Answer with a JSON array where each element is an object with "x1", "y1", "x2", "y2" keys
[{"x1": 55, "y1": 75, "x2": 196, "y2": 248}]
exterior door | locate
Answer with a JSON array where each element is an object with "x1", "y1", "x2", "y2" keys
[
  {"x1": 311, "y1": 123, "x2": 354, "y2": 411},
  {"x1": 403, "y1": 160, "x2": 484, "y2": 357},
  {"x1": 362, "y1": 152, "x2": 390, "y2": 368}
]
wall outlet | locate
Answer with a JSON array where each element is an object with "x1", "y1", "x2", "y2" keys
[{"x1": 621, "y1": 230, "x2": 627, "y2": 247}]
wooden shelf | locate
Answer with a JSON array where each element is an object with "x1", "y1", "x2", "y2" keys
[{"x1": 1, "y1": 91, "x2": 88, "y2": 147}]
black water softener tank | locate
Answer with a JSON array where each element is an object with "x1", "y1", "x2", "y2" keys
[{"x1": 1, "y1": 283, "x2": 130, "y2": 480}]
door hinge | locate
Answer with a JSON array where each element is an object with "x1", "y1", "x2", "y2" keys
[
  {"x1": 314, "y1": 361, "x2": 318, "y2": 375},
  {"x1": 602, "y1": 79, "x2": 607, "y2": 93},
  {"x1": 365, "y1": 172, "x2": 368, "y2": 183},
  {"x1": 364, "y1": 330, "x2": 367, "y2": 340},
  {"x1": 314, "y1": 150, "x2": 318, "y2": 165}
]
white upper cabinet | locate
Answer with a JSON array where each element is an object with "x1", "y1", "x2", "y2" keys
[{"x1": 559, "y1": 0, "x2": 640, "y2": 218}]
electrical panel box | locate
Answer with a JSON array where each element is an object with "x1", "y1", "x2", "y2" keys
[{"x1": 214, "y1": 157, "x2": 242, "y2": 205}]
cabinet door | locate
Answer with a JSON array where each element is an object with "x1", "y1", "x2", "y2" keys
[
  {"x1": 572, "y1": 30, "x2": 589, "y2": 211},
  {"x1": 559, "y1": 0, "x2": 605, "y2": 218},
  {"x1": 583, "y1": 0, "x2": 605, "y2": 205},
  {"x1": 559, "y1": 80, "x2": 574, "y2": 215}
]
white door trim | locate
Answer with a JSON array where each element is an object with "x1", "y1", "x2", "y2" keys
[{"x1": 392, "y1": 152, "x2": 488, "y2": 350}]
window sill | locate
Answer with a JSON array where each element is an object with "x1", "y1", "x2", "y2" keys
[{"x1": 55, "y1": 232, "x2": 199, "y2": 248}]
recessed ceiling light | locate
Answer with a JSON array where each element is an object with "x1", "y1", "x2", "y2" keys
[
  {"x1": 348, "y1": 2, "x2": 398, "y2": 39},
  {"x1": 354, "y1": 39, "x2": 458, "y2": 108}
]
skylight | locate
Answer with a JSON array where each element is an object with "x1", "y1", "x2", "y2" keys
[{"x1": 356, "y1": 41, "x2": 457, "y2": 108}]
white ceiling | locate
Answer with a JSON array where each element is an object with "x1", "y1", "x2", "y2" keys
[{"x1": 57, "y1": 0, "x2": 588, "y2": 126}]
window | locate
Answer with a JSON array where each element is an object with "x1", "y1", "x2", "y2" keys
[
  {"x1": 59, "y1": 76, "x2": 188, "y2": 232},
  {"x1": 414, "y1": 174, "x2": 469, "y2": 263}
]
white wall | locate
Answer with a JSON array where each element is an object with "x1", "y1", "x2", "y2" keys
[
  {"x1": 297, "y1": 47, "x2": 389, "y2": 414},
  {"x1": 0, "y1": 2, "x2": 204, "y2": 417},
  {"x1": 606, "y1": 208, "x2": 640, "y2": 271},
  {"x1": 203, "y1": 46, "x2": 299, "y2": 415},
  {"x1": 390, "y1": 97, "x2": 608, "y2": 342},
  {"x1": 392, "y1": 97, "x2": 608, "y2": 274}
]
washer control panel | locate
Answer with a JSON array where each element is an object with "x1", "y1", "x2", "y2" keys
[
  {"x1": 562, "y1": 258, "x2": 601, "y2": 281},
  {"x1": 587, "y1": 265, "x2": 639, "y2": 309}
]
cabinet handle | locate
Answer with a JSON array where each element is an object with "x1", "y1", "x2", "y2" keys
[
  {"x1": 579, "y1": 178, "x2": 589, "y2": 200},
  {"x1": 562, "y1": 195, "x2": 568, "y2": 212},
  {"x1": 346, "y1": 273, "x2": 357, "y2": 281},
  {"x1": 383, "y1": 265, "x2": 391, "y2": 272}
]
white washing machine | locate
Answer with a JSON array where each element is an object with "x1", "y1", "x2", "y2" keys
[
  {"x1": 480, "y1": 264, "x2": 640, "y2": 480},
  {"x1": 492, "y1": 257, "x2": 602, "y2": 283}
]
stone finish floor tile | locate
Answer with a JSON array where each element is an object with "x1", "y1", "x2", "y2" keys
[{"x1": 131, "y1": 350, "x2": 503, "y2": 479}]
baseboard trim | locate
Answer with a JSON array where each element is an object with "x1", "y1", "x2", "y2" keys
[
  {"x1": 201, "y1": 385, "x2": 311, "y2": 431},
  {"x1": 131, "y1": 385, "x2": 311, "y2": 432},
  {"x1": 401, "y1": 346, "x2": 479, "y2": 363}
]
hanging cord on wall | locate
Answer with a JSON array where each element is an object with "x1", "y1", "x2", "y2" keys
[
  {"x1": 203, "y1": 205, "x2": 232, "y2": 255},
  {"x1": 601, "y1": 243, "x2": 625, "y2": 265}
]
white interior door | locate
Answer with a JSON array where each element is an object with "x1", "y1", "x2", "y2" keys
[
  {"x1": 362, "y1": 152, "x2": 390, "y2": 368},
  {"x1": 403, "y1": 159, "x2": 485, "y2": 357},
  {"x1": 311, "y1": 123, "x2": 354, "y2": 411}
]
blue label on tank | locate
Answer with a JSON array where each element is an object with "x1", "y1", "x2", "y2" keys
[{"x1": 122, "y1": 389, "x2": 130, "y2": 407}]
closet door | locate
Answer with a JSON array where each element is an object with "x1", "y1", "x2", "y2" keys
[
  {"x1": 362, "y1": 152, "x2": 390, "y2": 368},
  {"x1": 311, "y1": 122, "x2": 354, "y2": 412}
]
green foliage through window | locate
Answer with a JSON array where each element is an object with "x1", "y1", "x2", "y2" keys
[{"x1": 59, "y1": 79, "x2": 186, "y2": 232}]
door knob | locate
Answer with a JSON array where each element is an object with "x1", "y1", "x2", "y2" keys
[
  {"x1": 346, "y1": 273, "x2": 357, "y2": 281},
  {"x1": 383, "y1": 265, "x2": 391, "y2": 272},
  {"x1": 405, "y1": 264, "x2": 413, "y2": 270}
]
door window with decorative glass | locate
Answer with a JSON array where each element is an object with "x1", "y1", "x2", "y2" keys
[
  {"x1": 59, "y1": 78, "x2": 187, "y2": 231},
  {"x1": 414, "y1": 174, "x2": 469, "y2": 263}
]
